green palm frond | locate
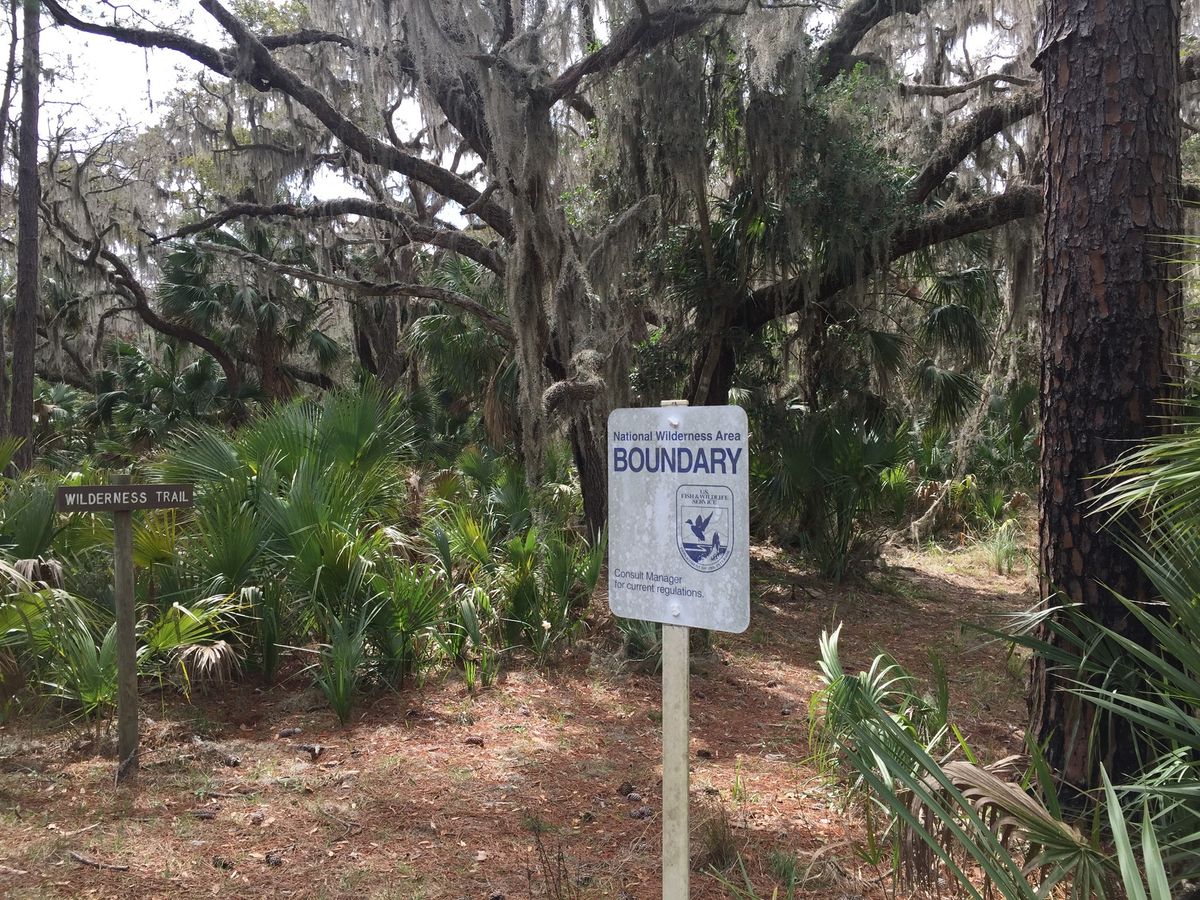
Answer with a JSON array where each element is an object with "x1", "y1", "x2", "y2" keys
[
  {"x1": 316, "y1": 385, "x2": 414, "y2": 470},
  {"x1": 0, "y1": 476, "x2": 59, "y2": 560},
  {"x1": 154, "y1": 426, "x2": 247, "y2": 484},
  {"x1": 923, "y1": 266, "x2": 999, "y2": 315},
  {"x1": 918, "y1": 303, "x2": 989, "y2": 366},
  {"x1": 912, "y1": 358, "x2": 981, "y2": 429},
  {"x1": 865, "y1": 329, "x2": 909, "y2": 382},
  {"x1": 139, "y1": 594, "x2": 244, "y2": 668}
]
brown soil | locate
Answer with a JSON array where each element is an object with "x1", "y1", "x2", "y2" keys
[{"x1": 0, "y1": 544, "x2": 1033, "y2": 899}]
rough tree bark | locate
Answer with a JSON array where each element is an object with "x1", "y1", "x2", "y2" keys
[
  {"x1": 11, "y1": 0, "x2": 40, "y2": 470},
  {"x1": 1030, "y1": 0, "x2": 1182, "y2": 789}
]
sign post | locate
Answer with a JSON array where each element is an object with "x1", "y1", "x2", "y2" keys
[
  {"x1": 662, "y1": 610, "x2": 690, "y2": 897},
  {"x1": 56, "y1": 478, "x2": 194, "y2": 782},
  {"x1": 607, "y1": 401, "x2": 750, "y2": 899},
  {"x1": 111, "y1": 475, "x2": 138, "y2": 781}
]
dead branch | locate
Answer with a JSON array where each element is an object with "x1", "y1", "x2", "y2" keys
[
  {"x1": 190, "y1": 734, "x2": 241, "y2": 768},
  {"x1": 68, "y1": 850, "x2": 129, "y2": 872}
]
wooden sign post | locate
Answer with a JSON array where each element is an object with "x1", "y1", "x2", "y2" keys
[
  {"x1": 56, "y1": 477, "x2": 194, "y2": 782},
  {"x1": 607, "y1": 401, "x2": 750, "y2": 898}
]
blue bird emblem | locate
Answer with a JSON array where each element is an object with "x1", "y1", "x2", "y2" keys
[{"x1": 686, "y1": 511, "x2": 714, "y2": 542}]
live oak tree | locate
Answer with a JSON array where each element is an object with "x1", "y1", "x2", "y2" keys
[{"x1": 35, "y1": 0, "x2": 1062, "y2": 538}]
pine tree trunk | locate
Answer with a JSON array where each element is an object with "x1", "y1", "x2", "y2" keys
[
  {"x1": 0, "y1": 0, "x2": 21, "y2": 440},
  {"x1": 11, "y1": 0, "x2": 40, "y2": 471},
  {"x1": 1031, "y1": 0, "x2": 1182, "y2": 790}
]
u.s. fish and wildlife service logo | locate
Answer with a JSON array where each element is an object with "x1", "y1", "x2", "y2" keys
[{"x1": 677, "y1": 484, "x2": 734, "y2": 573}]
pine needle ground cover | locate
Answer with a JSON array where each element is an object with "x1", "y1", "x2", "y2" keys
[{"x1": 0, "y1": 546, "x2": 1030, "y2": 899}]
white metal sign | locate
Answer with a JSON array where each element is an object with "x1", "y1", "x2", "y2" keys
[{"x1": 607, "y1": 405, "x2": 750, "y2": 633}]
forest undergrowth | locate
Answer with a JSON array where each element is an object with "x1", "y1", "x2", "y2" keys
[{"x1": 0, "y1": 540, "x2": 1033, "y2": 899}]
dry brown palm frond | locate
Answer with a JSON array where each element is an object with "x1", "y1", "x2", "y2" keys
[
  {"x1": 176, "y1": 641, "x2": 241, "y2": 696},
  {"x1": 482, "y1": 368, "x2": 513, "y2": 448},
  {"x1": 902, "y1": 754, "x2": 1092, "y2": 891},
  {"x1": 12, "y1": 557, "x2": 64, "y2": 589}
]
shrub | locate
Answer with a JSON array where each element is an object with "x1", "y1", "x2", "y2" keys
[
  {"x1": 314, "y1": 602, "x2": 379, "y2": 726},
  {"x1": 755, "y1": 408, "x2": 904, "y2": 580}
]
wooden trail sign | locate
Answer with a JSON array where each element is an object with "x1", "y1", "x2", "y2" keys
[
  {"x1": 55, "y1": 483, "x2": 193, "y2": 512},
  {"x1": 55, "y1": 477, "x2": 194, "y2": 783},
  {"x1": 607, "y1": 401, "x2": 750, "y2": 899}
]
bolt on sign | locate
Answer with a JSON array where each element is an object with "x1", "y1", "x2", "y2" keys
[
  {"x1": 56, "y1": 478, "x2": 194, "y2": 784},
  {"x1": 607, "y1": 404, "x2": 750, "y2": 632}
]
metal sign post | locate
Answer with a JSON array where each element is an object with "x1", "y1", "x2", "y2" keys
[
  {"x1": 607, "y1": 400, "x2": 750, "y2": 899},
  {"x1": 56, "y1": 478, "x2": 194, "y2": 783}
]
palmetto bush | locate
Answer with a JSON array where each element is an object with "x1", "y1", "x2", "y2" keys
[
  {"x1": 811, "y1": 404, "x2": 1200, "y2": 898},
  {"x1": 89, "y1": 342, "x2": 242, "y2": 455},
  {"x1": 754, "y1": 406, "x2": 904, "y2": 580},
  {"x1": 138, "y1": 386, "x2": 592, "y2": 715},
  {"x1": 314, "y1": 599, "x2": 380, "y2": 726},
  {"x1": 1, "y1": 380, "x2": 597, "y2": 724},
  {"x1": 153, "y1": 384, "x2": 416, "y2": 683},
  {"x1": 423, "y1": 469, "x2": 601, "y2": 666},
  {"x1": 495, "y1": 527, "x2": 604, "y2": 663},
  {"x1": 371, "y1": 562, "x2": 447, "y2": 686},
  {"x1": 816, "y1": 580, "x2": 1200, "y2": 898},
  {"x1": 0, "y1": 560, "x2": 242, "y2": 718},
  {"x1": 813, "y1": 627, "x2": 1113, "y2": 899}
]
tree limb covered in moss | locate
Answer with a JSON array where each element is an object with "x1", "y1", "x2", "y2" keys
[
  {"x1": 197, "y1": 0, "x2": 513, "y2": 238},
  {"x1": 817, "y1": 0, "x2": 925, "y2": 87},
  {"x1": 193, "y1": 240, "x2": 516, "y2": 345},
  {"x1": 232, "y1": 353, "x2": 334, "y2": 390},
  {"x1": 906, "y1": 54, "x2": 1200, "y2": 205},
  {"x1": 394, "y1": 45, "x2": 493, "y2": 163},
  {"x1": 42, "y1": 0, "x2": 227, "y2": 70},
  {"x1": 259, "y1": 29, "x2": 354, "y2": 51},
  {"x1": 741, "y1": 184, "x2": 1043, "y2": 332},
  {"x1": 899, "y1": 72, "x2": 1034, "y2": 97},
  {"x1": 42, "y1": 204, "x2": 244, "y2": 394},
  {"x1": 158, "y1": 199, "x2": 506, "y2": 275},
  {"x1": 43, "y1": 0, "x2": 513, "y2": 239},
  {"x1": 543, "y1": 1, "x2": 745, "y2": 104},
  {"x1": 906, "y1": 86, "x2": 1040, "y2": 204}
]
